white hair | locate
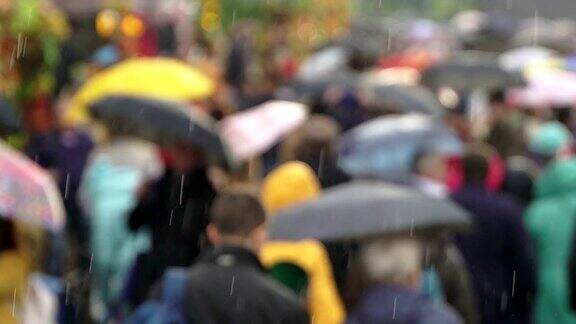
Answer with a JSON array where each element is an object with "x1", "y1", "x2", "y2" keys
[{"x1": 360, "y1": 238, "x2": 422, "y2": 286}]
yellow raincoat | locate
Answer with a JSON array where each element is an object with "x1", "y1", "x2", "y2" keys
[
  {"x1": 0, "y1": 223, "x2": 40, "y2": 324},
  {"x1": 261, "y1": 161, "x2": 345, "y2": 324},
  {"x1": 261, "y1": 240, "x2": 345, "y2": 324}
]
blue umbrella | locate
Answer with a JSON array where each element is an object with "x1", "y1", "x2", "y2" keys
[{"x1": 338, "y1": 114, "x2": 463, "y2": 182}]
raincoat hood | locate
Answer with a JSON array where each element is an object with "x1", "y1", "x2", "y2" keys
[
  {"x1": 534, "y1": 159, "x2": 576, "y2": 198},
  {"x1": 261, "y1": 161, "x2": 321, "y2": 215}
]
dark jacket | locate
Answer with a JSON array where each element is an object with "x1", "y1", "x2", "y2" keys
[
  {"x1": 426, "y1": 239, "x2": 479, "y2": 324},
  {"x1": 347, "y1": 284, "x2": 462, "y2": 324},
  {"x1": 127, "y1": 168, "x2": 216, "y2": 305},
  {"x1": 451, "y1": 184, "x2": 535, "y2": 324},
  {"x1": 185, "y1": 246, "x2": 309, "y2": 324}
]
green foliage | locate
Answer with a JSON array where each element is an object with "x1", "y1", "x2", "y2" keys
[
  {"x1": 219, "y1": 0, "x2": 313, "y2": 30},
  {"x1": 353, "y1": 0, "x2": 477, "y2": 20}
]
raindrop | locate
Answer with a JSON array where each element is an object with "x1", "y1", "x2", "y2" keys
[
  {"x1": 318, "y1": 148, "x2": 325, "y2": 179},
  {"x1": 533, "y1": 11, "x2": 539, "y2": 46},
  {"x1": 64, "y1": 173, "x2": 71, "y2": 200},
  {"x1": 89, "y1": 253, "x2": 94, "y2": 273},
  {"x1": 12, "y1": 288, "x2": 16, "y2": 316},
  {"x1": 16, "y1": 33, "x2": 23, "y2": 59},
  {"x1": 27, "y1": 7, "x2": 32, "y2": 26},
  {"x1": 392, "y1": 296, "x2": 397, "y2": 320},
  {"x1": 22, "y1": 36, "x2": 27, "y2": 58},
  {"x1": 9, "y1": 47, "x2": 16, "y2": 71},
  {"x1": 232, "y1": 9, "x2": 237, "y2": 26},
  {"x1": 378, "y1": 0, "x2": 383, "y2": 8},
  {"x1": 511, "y1": 270, "x2": 516, "y2": 297},
  {"x1": 230, "y1": 276, "x2": 236, "y2": 296},
  {"x1": 179, "y1": 175, "x2": 185, "y2": 205},
  {"x1": 169, "y1": 209, "x2": 175, "y2": 226}
]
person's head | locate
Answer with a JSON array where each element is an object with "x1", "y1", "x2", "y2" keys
[
  {"x1": 489, "y1": 89, "x2": 509, "y2": 123},
  {"x1": 167, "y1": 144, "x2": 204, "y2": 173},
  {"x1": 528, "y1": 121, "x2": 573, "y2": 165},
  {"x1": 359, "y1": 238, "x2": 422, "y2": 289},
  {"x1": 280, "y1": 114, "x2": 340, "y2": 163},
  {"x1": 261, "y1": 161, "x2": 321, "y2": 215},
  {"x1": 207, "y1": 186, "x2": 267, "y2": 253},
  {"x1": 411, "y1": 150, "x2": 448, "y2": 183},
  {"x1": 462, "y1": 145, "x2": 491, "y2": 184}
]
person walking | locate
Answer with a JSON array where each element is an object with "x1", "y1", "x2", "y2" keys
[
  {"x1": 451, "y1": 147, "x2": 535, "y2": 324},
  {"x1": 347, "y1": 238, "x2": 462, "y2": 324},
  {"x1": 526, "y1": 158, "x2": 576, "y2": 324},
  {"x1": 183, "y1": 186, "x2": 309, "y2": 324}
]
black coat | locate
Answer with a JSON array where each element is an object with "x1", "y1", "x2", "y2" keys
[
  {"x1": 184, "y1": 246, "x2": 309, "y2": 324},
  {"x1": 127, "y1": 168, "x2": 216, "y2": 305}
]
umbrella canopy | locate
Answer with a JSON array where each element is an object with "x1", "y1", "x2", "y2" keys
[
  {"x1": 278, "y1": 72, "x2": 359, "y2": 104},
  {"x1": 377, "y1": 49, "x2": 440, "y2": 72},
  {"x1": 89, "y1": 96, "x2": 233, "y2": 168},
  {"x1": 0, "y1": 98, "x2": 21, "y2": 135},
  {"x1": 0, "y1": 140, "x2": 65, "y2": 231},
  {"x1": 507, "y1": 69, "x2": 576, "y2": 107},
  {"x1": 363, "y1": 85, "x2": 445, "y2": 116},
  {"x1": 338, "y1": 114, "x2": 463, "y2": 182},
  {"x1": 499, "y1": 46, "x2": 558, "y2": 72},
  {"x1": 297, "y1": 46, "x2": 349, "y2": 82},
  {"x1": 220, "y1": 101, "x2": 308, "y2": 162},
  {"x1": 64, "y1": 57, "x2": 215, "y2": 125},
  {"x1": 269, "y1": 181, "x2": 471, "y2": 241},
  {"x1": 422, "y1": 54, "x2": 523, "y2": 91}
]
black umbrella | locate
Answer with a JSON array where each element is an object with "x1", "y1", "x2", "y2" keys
[
  {"x1": 0, "y1": 98, "x2": 21, "y2": 135},
  {"x1": 364, "y1": 85, "x2": 445, "y2": 117},
  {"x1": 422, "y1": 54, "x2": 523, "y2": 91},
  {"x1": 90, "y1": 96, "x2": 233, "y2": 167},
  {"x1": 269, "y1": 181, "x2": 471, "y2": 242}
]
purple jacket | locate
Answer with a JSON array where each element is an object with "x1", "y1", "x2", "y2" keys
[
  {"x1": 347, "y1": 285, "x2": 462, "y2": 324},
  {"x1": 451, "y1": 184, "x2": 535, "y2": 324}
]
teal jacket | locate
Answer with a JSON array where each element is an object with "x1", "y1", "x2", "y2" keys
[
  {"x1": 526, "y1": 159, "x2": 576, "y2": 324},
  {"x1": 80, "y1": 158, "x2": 150, "y2": 309}
]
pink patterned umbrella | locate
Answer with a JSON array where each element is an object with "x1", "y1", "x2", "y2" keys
[
  {"x1": 508, "y1": 69, "x2": 576, "y2": 107},
  {"x1": 220, "y1": 101, "x2": 308, "y2": 162},
  {"x1": 0, "y1": 141, "x2": 65, "y2": 231}
]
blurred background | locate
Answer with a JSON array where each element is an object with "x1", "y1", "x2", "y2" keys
[{"x1": 4, "y1": 0, "x2": 576, "y2": 323}]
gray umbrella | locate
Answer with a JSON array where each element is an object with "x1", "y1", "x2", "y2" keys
[
  {"x1": 422, "y1": 53, "x2": 524, "y2": 91},
  {"x1": 90, "y1": 96, "x2": 234, "y2": 168},
  {"x1": 364, "y1": 85, "x2": 445, "y2": 116},
  {"x1": 269, "y1": 181, "x2": 471, "y2": 242}
]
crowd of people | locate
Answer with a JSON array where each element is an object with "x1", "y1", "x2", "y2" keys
[{"x1": 4, "y1": 2, "x2": 576, "y2": 324}]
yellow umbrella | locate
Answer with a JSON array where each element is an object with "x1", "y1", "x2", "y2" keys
[{"x1": 64, "y1": 57, "x2": 216, "y2": 125}]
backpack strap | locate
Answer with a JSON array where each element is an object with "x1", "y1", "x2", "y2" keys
[{"x1": 161, "y1": 267, "x2": 190, "y2": 308}]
